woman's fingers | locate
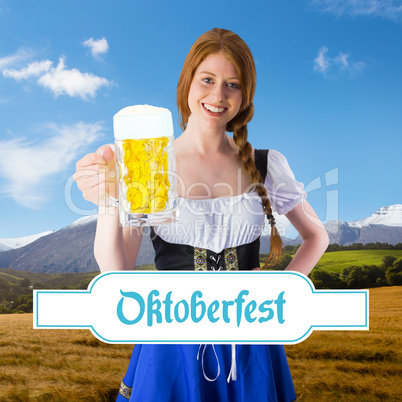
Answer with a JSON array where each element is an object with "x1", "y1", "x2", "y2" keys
[
  {"x1": 74, "y1": 168, "x2": 107, "y2": 204},
  {"x1": 73, "y1": 164, "x2": 103, "y2": 182},
  {"x1": 74, "y1": 169, "x2": 105, "y2": 190},
  {"x1": 76, "y1": 152, "x2": 107, "y2": 170},
  {"x1": 73, "y1": 145, "x2": 118, "y2": 205}
]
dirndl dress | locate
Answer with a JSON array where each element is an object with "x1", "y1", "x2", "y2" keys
[
  {"x1": 117, "y1": 344, "x2": 296, "y2": 402},
  {"x1": 116, "y1": 149, "x2": 306, "y2": 401}
]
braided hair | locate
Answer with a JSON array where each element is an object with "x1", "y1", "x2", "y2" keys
[{"x1": 177, "y1": 28, "x2": 282, "y2": 267}]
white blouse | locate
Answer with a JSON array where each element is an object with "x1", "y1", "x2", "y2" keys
[{"x1": 153, "y1": 149, "x2": 306, "y2": 253}]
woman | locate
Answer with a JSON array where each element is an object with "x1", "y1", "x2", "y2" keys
[{"x1": 74, "y1": 28, "x2": 329, "y2": 402}]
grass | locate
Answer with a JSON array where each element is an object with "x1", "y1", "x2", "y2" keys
[
  {"x1": 286, "y1": 286, "x2": 401, "y2": 401},
  {"x1": 0, "y1": 286, "x2": 400, "y2": 401},
  {"x1": 315, "y1": 249, "x2": 402, "y2": 272},
  {"x1": 0, "y1": 315, "x2": 133, "y2": 401},
  {"x1": 0, "y1": 271, "x2": 24, "y2": 281}
]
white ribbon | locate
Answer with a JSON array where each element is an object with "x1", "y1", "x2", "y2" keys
[
  {"x1": 197, "y1": 344, "x2": 237, "y2": 383},
  {"x1": 227, "y1": 344, "x2": 237, "y2": 383},
  {"x1": 197, "y1": 344, "x2": 220, "y2": 382}
]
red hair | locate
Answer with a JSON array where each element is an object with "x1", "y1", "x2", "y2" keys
[
  {"x1": 177, "y1": 28, "x2": 282, "y2": 267},
  {"x1": 177, "y1": 28, "x2": 256, "y2": 132}
]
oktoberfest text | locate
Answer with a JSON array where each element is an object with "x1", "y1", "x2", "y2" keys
[{"x1": 117, "y1": 289, "x2": 286, "y2": 327}]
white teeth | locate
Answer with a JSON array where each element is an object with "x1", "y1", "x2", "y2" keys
[{"x1": 203, "y1": 104, "x2": 225, "y2": 113}]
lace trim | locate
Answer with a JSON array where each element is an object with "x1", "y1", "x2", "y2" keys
[
  {"x1": 119, "y1": 380, "x2": 132, "y2": 399},
  {"x1": 194, "y1": 247, "x2": 207, "y2": 271},
  {"x1": 224, "y1": 248, "x2": 239, "y2": 271}
]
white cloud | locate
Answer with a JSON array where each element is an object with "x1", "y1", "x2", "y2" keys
[
  {"x1": 0, "y1": 122, "x2": 104, "y2": 209},
  {"x1": 82, "y1": 37, "x2": 109, "y2": 58},
  {"x1": 0, "y1": 48, "x2": 31, "y2": 70},
  {"x1": 37, "y1": 57, "x2": 110, "y2": 99},
  {"x1": 313, "y1": 46, "x2": 331, "y2": 74},
  {"x1": 1, "y1": 49, "x2": 110, "y2": 100},
  {"x1": 334, "y1": 52, "x2": 349, "y2": 69},
  {"x1": 310, "y1": 0, "x2": 402, "y2": 21},
  {"x1": 3, "y1": 60, "x2": 52, "y2": 80},
  {"x1": 313, "y1": 46, "x2": 365, "y2": 78}
]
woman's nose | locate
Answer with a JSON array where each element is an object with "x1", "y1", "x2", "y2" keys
[{"x1": 211, "y1": 85, "x2": 226, "y2": 102}]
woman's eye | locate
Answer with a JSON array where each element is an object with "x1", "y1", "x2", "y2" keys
[
  {"x1": 203, "y1": 78, "x2": 213, "y2": 84},
  {"x1": 228, "y1": 82, "x2": 240, "y2": 89}
]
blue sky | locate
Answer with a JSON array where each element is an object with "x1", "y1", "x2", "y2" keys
[{"x1": 0, "y1": 0, "x2": 401, "y2": 239}]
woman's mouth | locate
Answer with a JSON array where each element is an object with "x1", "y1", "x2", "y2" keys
[{"x1": 202, "y1": 103, "x2": 227, "y2": 115}]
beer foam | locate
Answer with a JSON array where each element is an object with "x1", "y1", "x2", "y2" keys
[
  {"x1": 117, "y1": 105, "x2": 169, "y2": 115},
  {"x1": 114, "y1": 104, "x2": 173, "y2": 140}
]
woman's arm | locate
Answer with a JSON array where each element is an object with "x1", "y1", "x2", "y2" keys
[
  {"x1": 74, "y1": 145, "x2": 143, "y2": 273},
  {"x1": 94, "y1": 209, "x2": 144, "y2": 272},
  {"x1": 284, "y1": 201, "x2": 329, "y2": 276}
]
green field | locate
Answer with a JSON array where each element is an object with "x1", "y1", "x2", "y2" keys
[
  {"x1": 1, "y1": 250, "x2": 401, "y2": 286},
  {"x1": 315, "y1": 249, "x2": 402, "y2": 272}
]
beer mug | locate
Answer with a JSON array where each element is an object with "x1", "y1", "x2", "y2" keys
[{"x1": 112, "y1": 105, "x2": 179, "y2": 226}]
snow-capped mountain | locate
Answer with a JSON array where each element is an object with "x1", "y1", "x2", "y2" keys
[
  {"x1": 0, "y1": 231, "x2": 54, "y2": 252},
  {"x1": 0, "y1": 205, "x2": 400, "y2": 273},
  {"x1": 0, "y1": 215, "x2": 97, "y2": 252},
  {"x1": 64, "y1": 214, "x2": 98, "y2": 230},
  {"x1": 267, "y1": 204, "x2": 401, "y2": 250},
  {"x1": 0, "y1": 215, "x2": 100, "y2": 273},
  {"x1": 348, "y1": 204, "x2": 402, "y2": 228},
  {"x1": 322, "y1": 220, "x2": 360, "y2": 245},
  {"x1": 317, "y1": 204, "x2": 402, "y2": 246}
]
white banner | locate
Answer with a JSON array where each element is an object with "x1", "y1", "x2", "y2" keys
[{"x1": 33, "y1": 271, "x2": 368, "y2": 344}]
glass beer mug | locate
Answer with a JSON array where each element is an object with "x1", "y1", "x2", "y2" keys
[{"x1": 112, "y1": 105, "x2": 179, "y2": 226}]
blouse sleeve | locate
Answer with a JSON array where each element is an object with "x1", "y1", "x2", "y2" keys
[{"x1": 264, "y1": 149, "x2": 307, "y2": 215}]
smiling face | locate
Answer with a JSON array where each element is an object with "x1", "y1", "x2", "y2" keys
[{"x1": 187, "y1": 52, "x2": 243, "y2": 132}]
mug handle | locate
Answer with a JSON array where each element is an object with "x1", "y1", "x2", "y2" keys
[{"x1": 98, "y1": 144, "x2": 119, "y2": 207}]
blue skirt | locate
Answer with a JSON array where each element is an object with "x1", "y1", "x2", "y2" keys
[{"x1": 116, "y1": 344, "x2": 296, "y2": 402}]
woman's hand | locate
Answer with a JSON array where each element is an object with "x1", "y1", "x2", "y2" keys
[
  {"x1": 73, "y1": 145, "x2": 117, "y2": 206},
  {"x1": 284, "y1": 201, "x2": 329, "y2": 276}
]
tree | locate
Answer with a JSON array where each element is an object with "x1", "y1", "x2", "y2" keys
[
  {"x1": 361, "y1": 265, "x2": 385, "y2": 285},
  {"x1": 381, "y1": 255, "x2": 397, "y2": 269},
  {"x1": 309, "y1": 270, "x2": 333, "y2": 289},
  {"x1": 0, "y1": 278, "x2": 10, "y2": 291},
  {"x1": 385, "y1": 258, "x2": 402, "y2": 286},
  {"x1": 393, "y1": 257, "x2": 402, "y2": 271},
  {"x1": 11, "y1": 286, "x2": 24, "y2": 295},
  {"x1": 0, "y1": 305, "x2": 10, "y2": 314},
  {"x1": 16, "y1": 303, "x2": 29, "y2": 313},
  {"x1": 282, "y1": 245, "x2": 295, "y2": 254},
  {"x1": 77, "y1": 278, "x2": 92, "y2": 289},
  {"x1": 309, "y1": 269, "x2": 345, "y2": 289},
  {"x1": 4, "y1": 292, "x2": 14, "y2": 302},
  {"x1": 12, "y1": 294, "x2": 32, "y2": 311},
  {"x1": 345, "y1": 266, "x2": 369, "y2": 289},
  {"x1": 293, "y1": 244, "x2": 301, "y2": 254},
  {"x1": 20, "y1": 278, "x2": 30, "y2": 288},
  {"x1": 326, "y1": 243, "x2": 340, "y2": 252},
  {"x1": 272, "y1": 254, "x2": 293, "y2": 271},
  {"x1": 352, "y1": 243, "x2": 364, "y2": 250}
]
